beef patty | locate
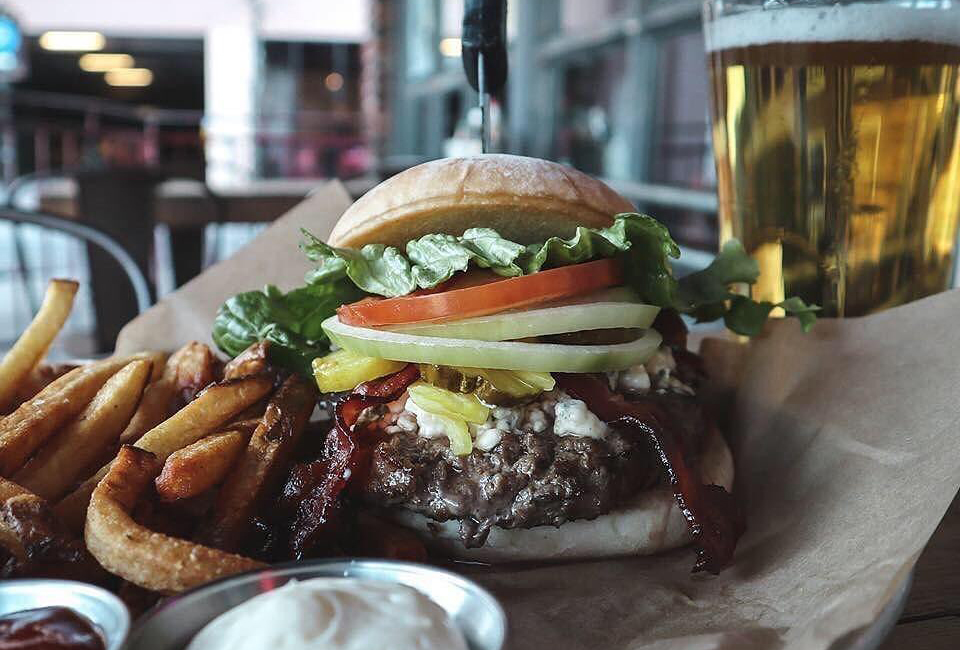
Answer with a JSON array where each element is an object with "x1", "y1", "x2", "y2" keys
[{"x1": 361, "y1": 392, "x2": 706, "y2": 547}]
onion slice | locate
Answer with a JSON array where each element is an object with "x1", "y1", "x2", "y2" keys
[
  {"x1": 322, "y1": 315, "x2": 662, "y2": 373},
  {"x1": 384, "y1": 301, "x2": 659, "y2": 342}
]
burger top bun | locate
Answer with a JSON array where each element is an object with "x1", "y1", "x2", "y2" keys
[{"x1": 328, "y1": 154, "x2": 635, "y2": 248}]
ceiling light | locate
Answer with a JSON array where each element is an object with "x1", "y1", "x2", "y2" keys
[
  {"x1": 439, "y1": 37, "x2": 462, "y2": 57},
  {"x1": 79, "y1": 53, "x2": 134, "y2": 72},
  {"x1": 39, "y1": 31, "x2": 105, "y2": 52},
  {"x1": 324, "y1": 72, "x2": 344, "y2": 92},
  {"x1": 105, "y1": 67, "x2": 153, "y2": 87}
]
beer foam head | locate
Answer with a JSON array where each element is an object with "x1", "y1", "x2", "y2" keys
[{"x1": 705, "y1": 4, "x2": 960, "y2": 52}]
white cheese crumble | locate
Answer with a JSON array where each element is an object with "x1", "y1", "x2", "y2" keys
[
  {"x1": 473, "y1": 427, "x2": 503, "y2": 452},
  {"x1": 403, "y1": 399, "x2": 450, "y2": 440},
  {"x1": 617, "y1": 364, "x2": 651, "y2": 393},
  {"x1": 553, "y1": 396, "x2": 609, "y2": 439}
]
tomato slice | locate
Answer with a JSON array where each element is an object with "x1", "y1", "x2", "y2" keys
[{"x1": 337, "y1": 258, "x2": 623, "y2": 327}]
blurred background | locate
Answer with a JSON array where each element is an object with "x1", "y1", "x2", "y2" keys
[{"x1": 0, "y1": 0, "x2": 715, "y2": 355}]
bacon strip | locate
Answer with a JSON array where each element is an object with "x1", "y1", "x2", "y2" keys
[
  {"x1": 554, "y1": 373, "x2": 744, "y2": 573},
  {"x1": 283, "y1": 364, "x2": 420, "y2": 558}
]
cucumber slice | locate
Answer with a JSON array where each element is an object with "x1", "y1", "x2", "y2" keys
[{"x1": 323, "y1": 315, "x2": 663, "y2": 373}]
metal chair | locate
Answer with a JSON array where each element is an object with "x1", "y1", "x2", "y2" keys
[{"x1": 0, "y1": 207, "x2": 152, "y2": 351}]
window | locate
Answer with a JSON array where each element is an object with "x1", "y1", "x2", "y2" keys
[
  {"x1": 553, "y1": 45, "x2": 629, "y2": 179},
  {"x1": 559, "y1": 0, "x2": 630, "y2": 34},
  {"x1": 406, "y1": 0, "x2": 439, "y2": 79},
  {"x1": 386, "y1": 0, "x2": 718, "y2": 250}
]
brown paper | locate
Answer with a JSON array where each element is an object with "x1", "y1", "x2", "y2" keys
[{"x1": 116, "y1": 181, "x2": 960, "y2": 650}]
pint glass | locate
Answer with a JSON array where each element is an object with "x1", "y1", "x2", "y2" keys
[{"x1": 704, "y1": 0, "x2": 960, "y2": 316}]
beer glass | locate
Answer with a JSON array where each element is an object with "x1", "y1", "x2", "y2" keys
[{"x1": 704, "y1": 0, "x2": 960, "y2": 316}]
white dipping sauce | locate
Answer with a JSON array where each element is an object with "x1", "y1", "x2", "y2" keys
[{"x1": 186, "y1": 577, "x2": 468, "y2": 650}]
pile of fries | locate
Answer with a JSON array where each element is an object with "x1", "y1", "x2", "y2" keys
[{"x1": 0, "y1": 279, "x2": 340, "y2": 597}]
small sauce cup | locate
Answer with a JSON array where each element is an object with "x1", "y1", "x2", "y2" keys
[
  {"x1": 125, "y1": 558, "x2": 507, "y2": 650},
  {"x1": 0, "y1": 579, "x2": 130, "y2": 650}
]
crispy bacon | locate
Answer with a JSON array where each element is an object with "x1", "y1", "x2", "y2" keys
[
  {"x1": 652, "y1": 308, "x2": 688, "y2": 349},
  {"x1": 282, "y1": 364, "x2": 420, "y2": 558},
  {"x1": 555, "y1": 373, "x2": 744, "y2": 573}
]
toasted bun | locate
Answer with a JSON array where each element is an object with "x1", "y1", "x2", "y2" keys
[
  {"x1": 328, "y1": 155, "x2": 635, "y2": 248},
  {"x1": 384, "y1": 426, "x2": 734, "y2": 562}
]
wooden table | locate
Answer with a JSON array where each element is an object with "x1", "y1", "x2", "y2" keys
[{"x1": 879, "y1": 493, "x2": 960, "y2": 649}]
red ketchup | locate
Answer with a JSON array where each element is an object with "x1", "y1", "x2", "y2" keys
[{"x1": 0, "y1": 606, "x2": 105, "y2": 650}]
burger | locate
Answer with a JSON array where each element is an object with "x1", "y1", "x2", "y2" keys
[{"x1": 213, "y1": 155, "x2": 815, "y2": 573}]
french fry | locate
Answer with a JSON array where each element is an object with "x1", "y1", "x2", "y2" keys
[
  {"x1": 119, "y1": 343, "x2": 217, "y2": 448},
  {"x1": 172, "y1": 341, "x2": 216, "y2": 403},
  {"x1": 0, "y1": 478, "x2": 28, "y2": 572},
  {"x1": 10, "y1": 363, "x2": 78, "y2": 413},
  {"x1": 155, "y1": 430, "x2": 249, "y2": 502},
  {"x1": 223, "y1": 341, "x2": 270, "y2": 380},
  {"x1": 117, "y1": 378, "x2": 176, "y2": 446},
  {"x1": 0, "y1": 353, "x2": 154, "y2": 476},
  {"x1": 0, "y1": 279, "x2": 78, "y2": 412},
  {"x1": 52, "y1": 479, "x2": 97, "y2": 535},
  {"x1": 195, "y1": 375, "x2": 317, "y2": 551},
  {"x1": 84, "y1": 446, "x2": 264, "y2": 593},
  {"x1": 15, "y1": 359, "x2": 153, "y2": 501},
  {"x1": 118, "y1": 347, "x2": 195, "y2": 446},
  {"x1": 54, "y1": 375, "x2": 274, "y2": 533},
  {"x1": 0, "y1": 476, "x2": 29, "y2": 501},
  {"x1": 136, "y1": 376, "x2": 273, "y2": 459},
  {"x1": 0, "y1": 477, "x2": 107, "y2": 583}
]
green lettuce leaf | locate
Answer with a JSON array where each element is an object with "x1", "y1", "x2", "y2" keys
[
  {"x1": 214, "y1": 212, "x2": 817, "y2": 375},
  {"x1": 302, "y1": 227, "x2": 525, "y2": 296},
  {"x1": 520, "y1": 213, "x2": 680, "y2": 307},
  {"x1": 677, "y1": 239, "x2": 819, "y2": 335},
  {"x1": 211, "y1": 279, "x2": 364, "y2": 376},
  {"x1": 406, "y1": 228, "x2": 525, "y2": 287},
  {"x1": 301, "y1": 231, "x2": 416, "y2": 297}
]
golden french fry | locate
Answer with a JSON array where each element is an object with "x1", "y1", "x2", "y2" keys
[
  {"x1": 10, "y1": 363, "x2": 78, "y2": 413},
  {"x1": 135, "y1": 376, "x2": 273, "y2": 460},
  {"x1": 15, "y1": 359, "x2": 153, "y2": 501},
  {"x1": 154, "y1": 430, "x2": 249, "y2": 502},
  {"x1": 52, "y1": 479, "x2": 97, "y2": 535},
  {"x1": 0, "y1": 279, "x2": 78, "y2": 412},
  {"x1": 117, "y1": 378, "x2": 176, "y2": 446},
  {"x1": 85, "y1": 446, "x2": 264, "y2": 594},
  {"x1": 54, "y1": 375, "x2": 273, "y2": 533},
  {"x1": 195, "y1": 376, "x2": 316, "y2": 551},
  {"x1": 119, "y1": 343, "x2": 216, "y2": 447},
  {"x1": 0, "y1": 353, "x2": 155, "y2": 476},
  {"x1": 119, "y1": 345, "x2": 206, "y2": 446},
  {"x1": 223, "y1": 342, "x2": 270, "y2": 380},
  {"x1": 172, "y1": 341, "x2": 216, "y2": 402}
]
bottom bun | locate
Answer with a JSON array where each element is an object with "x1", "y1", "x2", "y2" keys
[{"x1": 385, "y1": 426, "x2": 734, "y2": 562}]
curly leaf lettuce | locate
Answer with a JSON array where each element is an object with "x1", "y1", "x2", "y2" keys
[
  {"x1": 301, "y1": 227, "x2": 526, "y2": 296},
  {"x1": 213, "y1": 213, "x2": 817, "y2": 373},
  {"x1": 212, "y1": 280, "x2": 364, "y2": 376}
]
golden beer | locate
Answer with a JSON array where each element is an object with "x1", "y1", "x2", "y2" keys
[{"x1": 706, "y1": 3, "x2": 960, "y2": 316}]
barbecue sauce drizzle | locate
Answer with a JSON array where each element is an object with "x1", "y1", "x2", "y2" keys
[{"x1": 554, "y1": 372, "x2": 744, "y2": 573}]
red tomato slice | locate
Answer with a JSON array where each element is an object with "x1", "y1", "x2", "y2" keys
[{"x1": 337, "y1": 258, "x2": 623, "y2": 327}]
